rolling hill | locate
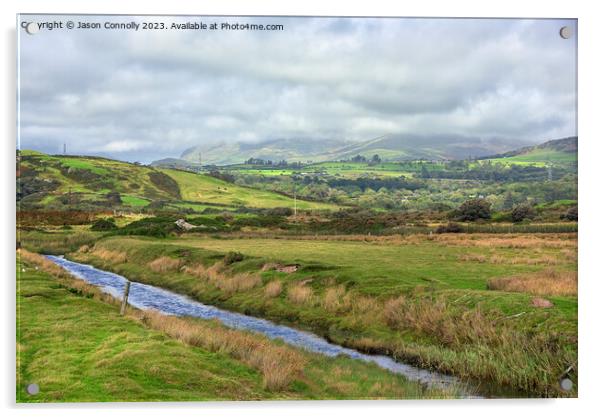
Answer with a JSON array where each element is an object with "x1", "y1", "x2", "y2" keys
[
  {"x1": 17, "y1": 151, "x2": 336, "y2": 212},
  {"x1": 167, "y1": 134, "x2": 531, "y2": 166},
  {"x1": 481, "y1": 137, "x2": 577, "y2": 164}
]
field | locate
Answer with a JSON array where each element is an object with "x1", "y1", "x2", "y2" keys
[
  {"x1": 162, "y1": 168, "x2": 336, "y2": 210},
  {"x1": 54, "y1": 231, "x2": 577, "y2": 397},
  {"x1": 17, "y1": 251, "x2": 454, "y2": 402},
  {"x1": 18, "y1": 152, "x2": 336, "y2": 212}
]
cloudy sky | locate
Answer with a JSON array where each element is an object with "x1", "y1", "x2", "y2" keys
[{"x1": 18, "y1": 16, "x2": 577, "y2": 162}]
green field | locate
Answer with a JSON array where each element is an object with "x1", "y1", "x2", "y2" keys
[
  {"x1": 162, "y1": 168, "x2": 336, "y2": 210},
  {"x1": 17, "y1": 253, "x2": 454, "y2": 402},
  {"x1": 64, "y1": 232, "x2": 577, "y2": 397},
  {"x1": 487, "y1": 148, "x2": 577, "y2": 165},
  {"x1": 18, "y1": 152, "x2": 337, "y2": 211}
]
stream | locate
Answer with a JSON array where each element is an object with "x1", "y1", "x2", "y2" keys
[{"x1": 46, "y1": 255, "x2": 480, "y2": 397}]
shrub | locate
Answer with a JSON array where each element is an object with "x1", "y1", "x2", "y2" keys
[
  {"x1": 435, "y1": 222, "x2": 463, "y2": 233},
  {"x1": 116, "y1": 216, "x2": 179, "y2": 238},
  {"x1": 511, "y1": 204, "x2": 536, "y2": 223},
  {"x1": 561, "y1": 206, "x2": 578, "y2": 221},
  {"x1": 90, "y1": 218, "x2": 117, "y2": 231},
  {"x1": 455, "y1": 198, "x2": 492, "y2": 221},
  {"x1": 224, "y1": 251, "x2": 244, "y2": 265}
]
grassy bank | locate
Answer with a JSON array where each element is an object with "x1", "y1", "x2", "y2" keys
[
  {"x1": 66, "y1": 233, "x2": 577, "y2": 397},
  {"x1": 17, "y1": 250, "x2": 455, "y2": 402}
]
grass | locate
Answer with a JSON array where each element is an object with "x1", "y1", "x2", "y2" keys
[
  {"x1": 17, "y1": 249, "x2": 456, "y2": 401},
  {"x1": 488, "y1": 149, "x2": 577, "y2": 164},
  {"x1": 68, "y1": 232, "x2": 577, "y2": 397},
  {"x1": 19, "y1": 151, "x2": 337, "y2": 211},
  {"x1": 163, "y1": 169, "x2": 337, "y2": 210},
  {"x1": 487, "y1": 269, "x2": 577, "y2": 296}
]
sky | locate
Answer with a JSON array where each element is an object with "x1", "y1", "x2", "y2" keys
[{"x1": 18, "y1": 16, "x2": 577, "y2": 163}]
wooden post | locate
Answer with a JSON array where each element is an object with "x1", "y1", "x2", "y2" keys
[{"x1": 120, "y1": 281, "x2": 131, "y2": 315}]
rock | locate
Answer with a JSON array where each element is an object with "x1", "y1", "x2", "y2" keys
[
  {"x1": 174, "y1": 219, "x2": 195, "y2": 231},
  {"x1": 532, "y1": 297, "x2": 554, "y2": 308}
]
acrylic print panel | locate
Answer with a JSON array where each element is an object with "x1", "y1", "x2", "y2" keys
[{"x1": 16, "y1": 14, "x2": 577, "y2": 402}]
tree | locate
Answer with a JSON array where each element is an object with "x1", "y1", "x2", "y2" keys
[
  {"x1": 456, "y1": 198, "x2": 492, "y2": 221},
  {"x1": 511, "y1": 203, "x2": 535, "y2": 223}
]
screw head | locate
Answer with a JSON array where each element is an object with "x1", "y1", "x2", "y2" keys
[
  {"x1": 560, "y1": 378, "x2": 573, "y2": 391},
  {"x1": 25, "y1": 22, "x2": 39, "y2": 35},
  {"x1": 26, "y1": 383, "x2": 39, "y2": 395},
  {"x1": 559, "y1": 26, "x2": 572, "y2": 39}
]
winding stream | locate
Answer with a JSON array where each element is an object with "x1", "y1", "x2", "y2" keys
[{"x1": 47, "y1": 255, "x2": 476, "y2": 397}]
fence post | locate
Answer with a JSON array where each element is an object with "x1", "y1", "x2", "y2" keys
[{"x1": 120, "y1": 281, "x2": 131, "y2": 315}]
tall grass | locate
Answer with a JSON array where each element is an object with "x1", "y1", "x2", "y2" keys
[
  {"x1": 183, "y1": 262, "x2": 261, "y2": 295},
  {"x1": 287, "y1": 283, "x2": 313, "y2": 305},
  {"x1": 487, "y1": 268, "x2": 577, "y2": 296},
  {"x1": 140, "y1": 311, "x2": 306, "y2": 391},
  {"x1": 19, "y1": 230, "x2": 100, "y2": 255},
  {"x1": 264, "y1": 280, "x2": 283, "y2": 298},
  {"x1": 148, "y1": 256, "x2": 182, "y2": 273},
  {"x1": 91, "y1": 247, "x2": 127, "y2": 263}
]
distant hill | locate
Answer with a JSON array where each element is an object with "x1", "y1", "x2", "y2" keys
[
  {"x1": 17, "y1": 151, "x2": 335, "y2": 212},
  {"x1": 157, "y1": 134, "x2": 530, "y2": 167},
  {"x1": 481, "y1": 137, "x2": 577, "y2": 163}
]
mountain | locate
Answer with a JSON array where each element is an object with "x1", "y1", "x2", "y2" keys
[
  {"x1": 481, "y1": 137, "x2": 577, "y2": 163},
  {"x1": 178, "y1": 138, "x2": 352, "y2": 166},
  {"x1": 325, "y1": 134, "x2": 530, "y2": 161},
  {"x1": 163, "y1": 134, "x2": 531, "y2": 167}
]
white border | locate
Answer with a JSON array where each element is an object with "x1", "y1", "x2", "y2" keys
[{"x1": 3, "y1": 1, "x2": 600, "y2": 416}]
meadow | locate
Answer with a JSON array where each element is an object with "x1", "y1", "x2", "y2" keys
[
  {"x1": 17, "y1": 249, "x2": 454, "y2": 402},
  {"x1": 56, "y1": 231, "x2": 577, "y2": 397}
]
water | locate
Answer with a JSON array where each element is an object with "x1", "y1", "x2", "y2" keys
[{"x1": 46, "y1": 255, "x2": 474, "y2": 396}]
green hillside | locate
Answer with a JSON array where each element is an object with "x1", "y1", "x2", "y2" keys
[
  {"x1": 484, "y1": 137, "x2": 577, "y2": 165},
  {"x1": 17, "y1": 151, "x2": 336, "y2": 212}
]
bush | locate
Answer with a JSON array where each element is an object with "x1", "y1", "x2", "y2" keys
[
  {"x1": 456, "y1": 198, "x2": 492, "y2": 221},
  {"x1": 116, "y1": 216, "x2": 178, "y2": 238},
  {"x1": 561, "y1": 206, "x2": 578, "y2": 221},
  {"x1": 511, "y1": 204, "x2": 536, "y2": 223},
  {"x1": 90, "y1": 218, "x2": 117, "y2": 231},
  {"x1": 435, "y1": 222, "x2": 463, "y2": 234},
  {"x1": 224, "y1": 251, "x2": 244, "y2": 265}
]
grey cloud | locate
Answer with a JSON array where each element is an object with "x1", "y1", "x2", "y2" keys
[{"x1": 18, "y1": 16, "x2": 577, "y2": 162}]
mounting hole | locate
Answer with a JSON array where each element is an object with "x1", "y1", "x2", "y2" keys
[
  {"x1": 559, "y1": 378, "x2": 573, "y2": 391},
  {"x1": 25, "y1": 22, "x2": 40, "y2": 35},
  {"x1": 559, "y1": 26, "x2": 572, "y2": 39},
  {"x1": 26, "y1": 383, "x2": 39, "y2": 395}
]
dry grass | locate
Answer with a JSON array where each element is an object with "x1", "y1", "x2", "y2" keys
[
  {"x1": 18, "y1": 249, "x2": 115, "y2": 305},
  {"x1": 458, "y1": 253, "x2": 487, "y2": 263},
  {"x1": 487, "y1": 268, "x2": 577, "y2": 296},
  {"x1": 140, "y1": 310, "x2": 306, "y2": 391},
  {"x1": 383, "y1": 294, "x2": 507, "y2": 347},
  {"x1": 322, "y1": 285, "x2": 350, "y2": 313},
  {"x1": 264, "y1": 280, "x2": 283, "y2": 298},
  {"x1": 459, "y1": 253, "x2": 561, "y2": 265},
  {"x1": 430, "y1": 233, "x2": 577, "y2": 249},
  {"x1": 184, "y1": 262, "x2": 261, "y2": 295},
  {"x1": 91, "y1": 248, "x2": 127, "y2": 264},
  {"x1": 148, "y1": 256, "x2": 182, "y2": 273},
  {"x1": 287, "y1": 283, "x2": 313, "y2": 305}
]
